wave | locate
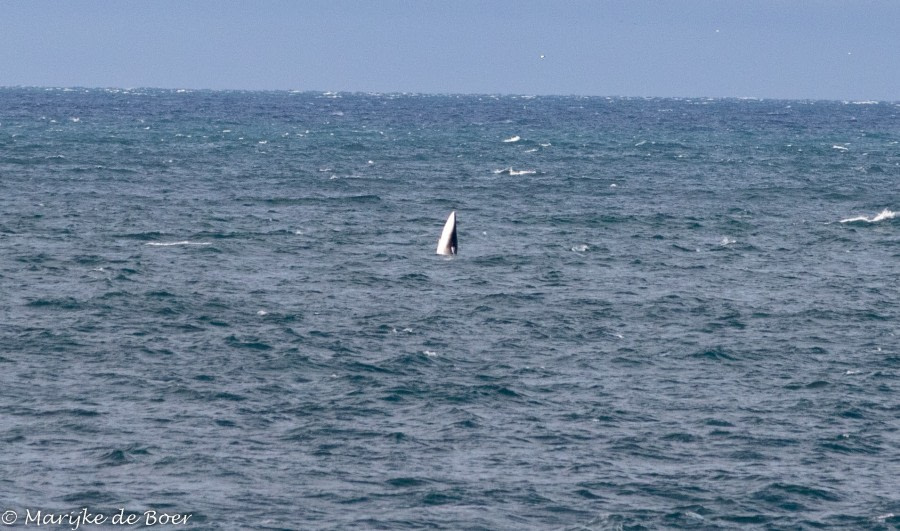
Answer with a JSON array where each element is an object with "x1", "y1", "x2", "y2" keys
[
  {"x1": 145, "y1": 241, "x2": 211, "y2": 246},
  {"x1": 493, "y1": 167, "x2": 536, "y2": 176},
  {"x1": 839, "y1": 209, "x2": 895, "y2": 224},
  {"x1": 502, "y1": 135, "x2": 520, "y2": 143}
]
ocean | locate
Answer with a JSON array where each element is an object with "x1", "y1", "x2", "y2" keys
[{"x1": 1, "y1": 88, "x2": 898, "y2": 530}]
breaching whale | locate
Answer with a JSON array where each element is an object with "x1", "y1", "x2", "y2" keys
[{"x1": 436, "y1": 211, "x2": 458, "y2": 255}]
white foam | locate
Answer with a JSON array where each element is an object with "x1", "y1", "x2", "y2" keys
[
  {"x1": 145, "y1": 241, "x2": 211, "y2": 246},
  {"x1": 493, "y1": 167, "x2": 536, "y2": 176},
  {"x1": 832, "y1": 144, "x2": 849, "y2": 152},
  {"x1": 571, "y1": 244, "x2": 589, "y2": 252},
  {"x1": 720, "y1": 236, "x2": 736, "y2": 246},
  {"x1": 524, "y1": 148, "x2": 538, "y2": 153},
  {"x1": 503, "y1": 135, "x2": 521, "y2": 143},
  {"x1": 840, "y1": 209, "x2": 896, "y2": 223},
  {"x1": 257, "y1": 310, "x2": 268, "y2": 316},
  {"x1": 423, "y1": 350, "x2": 437, "y2": 357}
]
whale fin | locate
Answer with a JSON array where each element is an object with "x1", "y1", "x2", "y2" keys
[{"x1": 436, "y1": 211, "x2": 458, "y2": 255}]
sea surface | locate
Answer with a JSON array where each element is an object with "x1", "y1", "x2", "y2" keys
[{"x1": 1, "y1": 88, "x2": 898, "y2": 530}]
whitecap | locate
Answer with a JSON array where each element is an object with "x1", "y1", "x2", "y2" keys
[
  {"x1": 832, "y1": 144, "x2": 849, "y2": 152},
  {"x1": 503, "y1": 135, "x2": 521, "y2": 143},
  {"x1": 493, "y1": 167, "x2": 536, "y2": 176},
  {"x1": 840, "y1": 209, "x2": 895, "y2": 223},
  {"x1": 257, "y1": 310, "x2": 268, "y2": 316},
  {"x1": 524, "y1": 148, "x2": 538, "y2": 153},
  {"x1": 720, "y1": 236, "x2": 736, "y2": 246},
  {"x1": 145, "y1": 241, "x2": 211, "y2": 246},
  {"x1": 571, "y1": 244, "x2": 589, "y2": 252},
  {"x1": 423, "y1": 350, "x2": 437, "y2": 357}
]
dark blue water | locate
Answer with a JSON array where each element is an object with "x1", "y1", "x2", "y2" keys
[{"x1": 1, "y1": 88, "x2": 898, "y2": 529}]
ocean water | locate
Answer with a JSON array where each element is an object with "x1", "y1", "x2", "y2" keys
[{"x1": 1, "y1": 88, "x2": 898, "y2": 530}]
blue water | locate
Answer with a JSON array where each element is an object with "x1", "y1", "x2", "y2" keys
[{"x1": 1, "y1": 88, "x2": 898, "y2": 529}]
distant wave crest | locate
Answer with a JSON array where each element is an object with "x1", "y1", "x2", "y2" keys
[
  {"x1": 493, "y1": 167, "x2": 536, "y2": 176},
  {"x1": 145, "y1": 241, "x2": 212, "y2": 246},
  {"x1": 839, "y1": 209, "x2": 896, "y2": 224}
]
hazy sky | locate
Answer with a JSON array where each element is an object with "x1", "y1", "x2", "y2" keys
[{"x1": 2, "y1": 1, "x2": 898, "y2": 100}]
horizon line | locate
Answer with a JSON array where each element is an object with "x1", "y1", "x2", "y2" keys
[{"x1": 1, "y1": 85, "x2": 896, "y2": 105}]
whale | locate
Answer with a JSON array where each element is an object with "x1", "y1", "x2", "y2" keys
[{"x1": 436, "y1": 211, "x2": 458, "y2": 255}]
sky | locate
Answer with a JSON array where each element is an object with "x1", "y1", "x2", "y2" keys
[{"x1": 1, "y1": 0, "x2": 898, "y2": 101}]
